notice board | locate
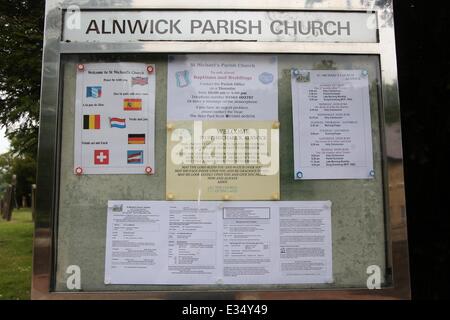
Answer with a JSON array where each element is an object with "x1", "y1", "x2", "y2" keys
[{"x1": 54, "y1": 53, "x2": 388, "y2": 292}]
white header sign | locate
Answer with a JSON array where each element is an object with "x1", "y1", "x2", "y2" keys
[{"x1": 63, "y1": 10, "x2": 378, "y2": 43}]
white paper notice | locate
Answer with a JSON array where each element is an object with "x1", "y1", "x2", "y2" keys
[
  {"x1": 167, "y1": 55, "x2": 278, "y2": 121},
  {"x1": 74, "y1": 63, "x2": 156, "y2": 175},
  {"x1": 105, "y1": 201, "x2": 333, "y2": 285},
  {"x1": 291, "y1": 69, "x2": 374, "y2": 180}
]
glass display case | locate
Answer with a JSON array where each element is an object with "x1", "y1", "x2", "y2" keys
[{"x1": 33, "y1": 0, "x2": 410, "y2": 300}]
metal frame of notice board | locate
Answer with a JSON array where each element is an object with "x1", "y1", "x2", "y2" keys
[{"x1": 33, "y1": 0, "x2": 411, "y2": 300}]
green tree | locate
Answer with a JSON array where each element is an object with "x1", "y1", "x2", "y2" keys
[
  {"x1": 0, "y1": 151, "x2": 13, "y2": 195},
  {"x1": 0, "y1": 151, "x2": 36, "y2": 207},
  {"x1": 0, "y1": 0, "x2": 45, "y2": 157},
  {"x1": 0, "y1": 0, "x2": 44, "y2": 206}
]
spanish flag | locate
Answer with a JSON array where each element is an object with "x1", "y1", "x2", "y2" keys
[
  {"x1": 83, "y1": 115, "x2": 101, "y2": 130},
  {"x1": 124, "y1": 99, "x2": 142, "y2": 111},
  {"x1": 128, "y1": 134, "x2": 146, "y2": 145}
]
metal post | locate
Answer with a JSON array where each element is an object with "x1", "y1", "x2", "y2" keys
[
  {"x1": 0, "y1": 197, "x2": 4, "y2": 219},
  {"x1": 4, "y1": 185, "x2": 12, "y2": 221},
  {"x1": 31, "y1": 184, "x2": 37, "y2": 222}
]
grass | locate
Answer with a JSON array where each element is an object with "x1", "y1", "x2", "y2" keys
[{"x1": 0, "y1": 209, "x2": 33, "y2": 300}]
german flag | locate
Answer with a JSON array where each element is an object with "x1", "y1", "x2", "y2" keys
[
  {"x1": 128, "y1": 134, "x2": 145, "y2": 145},
  {"x1": 124, "y1": 99, "x2": 142, "y2": 111},
  {"x1": 83, "y1": 115, "x2": 101, "y2": 130}
]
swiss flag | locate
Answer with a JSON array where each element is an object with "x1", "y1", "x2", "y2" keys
[{"x1": 94, "y1": 150, "x2": 109, "y2": 165}]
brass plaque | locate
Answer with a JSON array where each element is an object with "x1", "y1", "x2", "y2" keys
[{"x1": 166, "y1": 121, "x2": 280, "y2": 201}]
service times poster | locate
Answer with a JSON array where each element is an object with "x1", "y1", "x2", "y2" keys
[
  {"x1": 167, "y1": 54, "x2": 279, "y2": 121},
  {"x1": 291, "y1": 69, "x2": 374, "y2": 180},
  {"x1": 74, "y1": 63, "x2": 156, "y2": 175}
]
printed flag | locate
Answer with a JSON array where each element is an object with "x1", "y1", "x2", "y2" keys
[
  {"x1": 124, "y1": 99, "x2": 142, "y2": 111},
  {"x1": 109, "y1": 117, "x2": 126, "y2": 129},
  {"x1": 83, "y1": 115, "x2": 101, "y2": 129},
  {"x1": 132, "y1": 77, "x2": 149, "y2": 86},
  {"x1": 128, "y1": 134, "x2": 146, "y2": 145},
  {"x1": 127, "y1": 151, "x2": 144, "y2": 164},
  {"x1": 94, "y1": 150, "x2": 109, "y2": 165},
  {"x1": 86, "y1": 86, "x2": 102, "y2": 98}
]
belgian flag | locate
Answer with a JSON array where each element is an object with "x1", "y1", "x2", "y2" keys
[{"x1": 83, "y1": 115, "x2": 101, "y2": 130}]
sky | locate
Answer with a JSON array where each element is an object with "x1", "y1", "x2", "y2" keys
[{"x1": 0, "y1": 128, "x2": 10, "y2": 154}]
